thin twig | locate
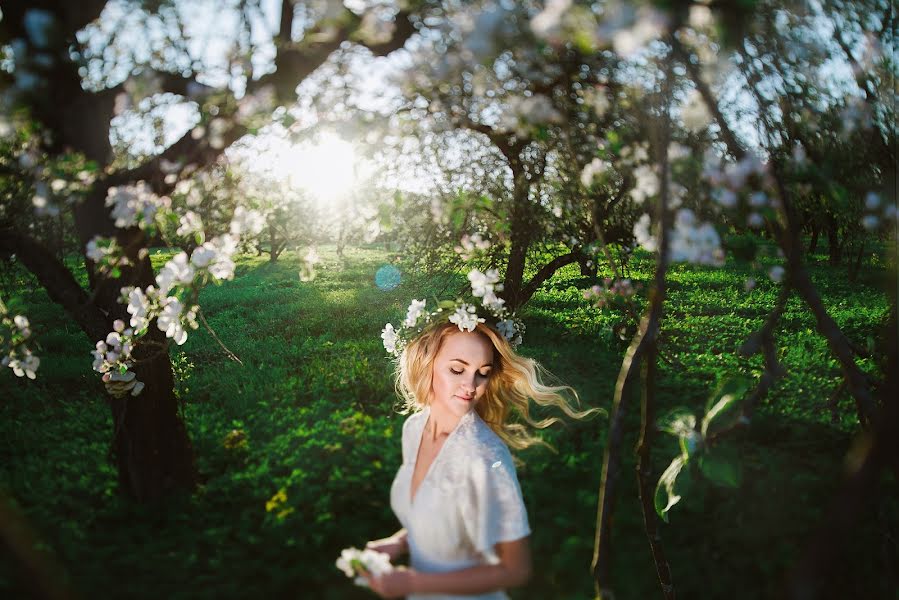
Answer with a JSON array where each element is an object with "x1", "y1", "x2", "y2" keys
[{"x1": 197, "y1": 307, "x2": 243, "y2": 365}]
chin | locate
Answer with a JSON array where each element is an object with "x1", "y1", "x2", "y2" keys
[{"x1": 442, "y1": 396, "x2": 476, "y2": 417}]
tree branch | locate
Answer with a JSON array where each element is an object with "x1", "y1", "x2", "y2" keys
[{"x1": 0, "y1": 230, "x2": 107, "y2": 341}]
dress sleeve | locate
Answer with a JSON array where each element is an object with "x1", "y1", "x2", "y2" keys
[
  {"x1": 400, "y1": 411, "x2": 421, "y2": 464},
  {"x1": 461, "y1": 450, "x2": 531, "y2": 564}
]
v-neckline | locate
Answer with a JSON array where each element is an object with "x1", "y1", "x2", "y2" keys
[{"x1": 409, "y1": 406, "x2": 469, "y2": 506}]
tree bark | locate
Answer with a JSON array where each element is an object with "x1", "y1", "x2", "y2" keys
[
  {"x1": 808, "y1": 221, "x2": 820, "y2": 254},
  {"x1": 826, "y1": 214, "x2": 842, "y2": 266},
  {"x1": 502, "y1": 165, "x2": 532, "y2": 312}
]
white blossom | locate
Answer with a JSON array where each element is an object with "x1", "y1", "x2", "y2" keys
[
  {"x1": 126, "y1": 286, "x2": 155, "y2": 330},
  {"x1": 403, "y1": 299, "x2": 427, "y2": 328},
  {"x1": 177, "y1": 211, "x2": 203, "y2": 237},
  {"x1": 633, "y1": 213, "x2": 658, "y2": 252},
  {"x1": 468, "y1": 269, "x2": 501, "y2": 298},
  {"x1": 449, "y1": 304, "x2": 484, "y2": 332},
  {"x1": 669, "y1": 209, "x2": 725, "y2": 267},
  {"x1": 581, "y1": 158, "x2": 609, "y2": 187},
  {"x1": 768, "y1": 266, "x2": 786, "y2": 283},
  {"x1": 157, "y1": 297, "x2": 188, "y2": 345},
  {"x1": 229, "y1": 207, "x2": 265, "y2": 237},
  {"x1": 381, "y1": 323, "x2": 398, "y2": 355},
  {"x1": 13, "y1": 315, "x2": 31, "y2": 339},
  {"x1": 865, "y1": 192, "x2": 881, "y2": 211},
  {"x1": 530, "y1": 0, "x2": 573, "y2": 43},
  {"x1": 336, "y1": 547, "x2": 394, "y2": 588},
  {"x1": 156, "y1": 252, "x2": 195, "y2": 295},
  {"x1": 630, "y1": 164, "x2": 659, "y2": 204},
  {"x1": 4, "y1": 350, "x2": 39, "y2": 379},
  {"x1": 105, "y1": 182, "x2": 167, "y2": 230}
]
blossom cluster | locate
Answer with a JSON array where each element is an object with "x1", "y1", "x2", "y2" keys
[
  {"x1": 583, "y1": 277, "x2": 640, "y2": 309},
  {"x1": 90, "y1": 207, "x2": 263, "y2": 397},
  {"x1": 530, "y1": 0, "x2": 670, "y2": 58},
  {"x1": 454, "y1": 233, "x2": 491, "y2": 260},
  {"x1": 633, "y1": 209, "x2": 725, "y2": 267},
  {"x1": 381, "y1": 268, "x2": 524, "y2": 358},
  {"x1": 91, "y1": 320, "x2": 144, "y2": 397},
  {"x1": 105, "y1": 182, "x2": 171, "y2": 230},
  {"x1": 85, "y1": 235, "x2": 133, "y2": 276},
  {"x1": 703, "y1": 150, "x2": 775, "y2": 231},
  {"x1": 498, "y1": 94, "x2": 563, "y2": 137},
  {"x1": 1, "y1": 311, "x2": 39, "y2": 379},
  {"x1": 335, "y1": 547, "x2": 393, "y2": 588}
]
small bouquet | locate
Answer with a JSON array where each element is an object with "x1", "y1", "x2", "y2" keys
[{"x1": 336, "y1": 547, "x2": 394, "y2": 587}]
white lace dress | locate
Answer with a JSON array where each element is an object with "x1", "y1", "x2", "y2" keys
[{"x1": 390, "y1": 405, "x2": 531, "y2": 600}]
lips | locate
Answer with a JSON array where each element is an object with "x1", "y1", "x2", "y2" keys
[{"x1": 455, "y1": 395, "x2": 473, "y2": 402}]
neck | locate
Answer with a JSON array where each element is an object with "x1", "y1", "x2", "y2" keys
[{"x1": 425, "y1": 402, "x2": 465, "y2": 440}]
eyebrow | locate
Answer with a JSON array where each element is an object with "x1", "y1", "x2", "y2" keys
[{"x1": 449, "y1": 358, "x2": 493, "y2": 368}]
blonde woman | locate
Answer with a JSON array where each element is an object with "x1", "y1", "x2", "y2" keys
[{"x1": 362, "y1": 317, "x2": 597, "y2": 600}]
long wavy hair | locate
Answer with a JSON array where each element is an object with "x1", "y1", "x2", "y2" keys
[{"x1": 395, "y1": 321, "x2": 601, "y2": 451}]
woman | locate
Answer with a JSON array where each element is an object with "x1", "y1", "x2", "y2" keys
[{"x1": 362, "y1": 318, "x2": 596, "y2": 599}]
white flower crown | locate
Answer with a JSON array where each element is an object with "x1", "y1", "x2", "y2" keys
[{"x1": 381, "y1": 269, "x2": 525, "y2": 357}]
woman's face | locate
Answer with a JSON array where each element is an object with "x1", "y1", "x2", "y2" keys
[{"x1": 430, "y1": 330, "x2": 495, "y2": 418}]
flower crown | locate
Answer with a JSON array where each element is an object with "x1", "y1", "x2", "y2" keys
[{"x1": 381, "y1": 269, "x2": 525, "y2": 357}]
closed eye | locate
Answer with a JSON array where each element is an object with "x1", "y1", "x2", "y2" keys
[{"x1": 450, "y1": 368, "x2": 463, "y2": 375}]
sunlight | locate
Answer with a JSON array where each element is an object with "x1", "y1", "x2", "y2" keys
[{"x1": 261, "y1": 131, "x2": 360, "y2": 206}]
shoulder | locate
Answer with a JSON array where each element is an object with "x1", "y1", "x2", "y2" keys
[
  {"x1": 459, "y1": 412, "x2": 516, "y2": 473},
  {"x1": 401, "y1": 408, "x2": 426, "y2": 433},
  {"x1": 400, "y1": 408, "x2": 427, "y2": 443}
]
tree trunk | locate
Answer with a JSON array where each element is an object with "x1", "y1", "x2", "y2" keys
[
  {"x1": 110, "y1": 329, "x2": 196, "y2": 501},
  {"x1": 848, "y1": 240, "x2": 865, "y2": 283},
  {"x1": 73, "y1": 188, "x2": 196, "y2": 501},
  {"x1": 826, "y1": 215, "x2": 842, "y2": 266},
  {"x1": 808, "y1": 221, "x2": 820, "y2": 254},
  {"x1": 578, "y1": 253, "x2": 597, "y2": 277},
  {"x1": 502, "y1": 170, "x2": 531, "y2": 312}
]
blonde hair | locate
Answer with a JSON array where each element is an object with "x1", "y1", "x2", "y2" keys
[{"x1": 395, "y1": 321, "x2": 601, "y2": 452}]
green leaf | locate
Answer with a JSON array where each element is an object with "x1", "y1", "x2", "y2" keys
[
  {"x1": 654, "y1": 455, "x2": 691, "y2": 523},
  {"x1": 698, "y1": 449, "x2": 742, "y2": 488},
  {"x1": 701, "y1": 376, "x2": 752, "y2": 438}
]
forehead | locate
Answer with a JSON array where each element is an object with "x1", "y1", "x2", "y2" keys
[{"x1": 436, "y1": 331, "x2": 494, "y2": 364}]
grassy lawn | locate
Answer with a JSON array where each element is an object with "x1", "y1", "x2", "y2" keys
[{"x1": 1, "y1": 244, "x2": 894, "y2": 599}]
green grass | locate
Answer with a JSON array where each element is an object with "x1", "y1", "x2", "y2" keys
[{"x1": 0, "y1": 244, "x2": 895, "y2": 599}]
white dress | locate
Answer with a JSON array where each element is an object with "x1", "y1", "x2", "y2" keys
[{"x1": 390, "y1": 405, "x2": 531, "y2": 600}]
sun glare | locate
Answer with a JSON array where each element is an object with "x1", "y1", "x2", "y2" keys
[{"x1": 265, "y1": 132, "x2": 360, "y2": 206}]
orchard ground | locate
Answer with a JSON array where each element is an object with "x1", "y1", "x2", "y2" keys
[{"x1": 1, "y1": 243, "x2": 894, "y2": 599}]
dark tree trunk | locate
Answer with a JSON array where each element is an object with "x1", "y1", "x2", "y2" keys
[
  {"x1": 578, "y1": 253, "x2": 598, "y2": 277},
  {"x1": 826, "y1": 215, "x2": 842, "y2": 266},
  {"x1": 72, "y1": 188, "x2": 196, "y2": 501},
  {"x1": 808, "y1": 221, "x2": 820, "y2": 254},
  {"x1": 110, "y1": 330, "x2": 196, "y2": 501},
  {"x1": 848, "y1": 240, "x2": 865, "y2": 283},
  {"x1": 502, "y1": 169, "x2": 532, "y2": 312}
]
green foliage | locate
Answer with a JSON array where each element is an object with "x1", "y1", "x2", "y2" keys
[{"x1": 0, "y1": 245, "x2": 894, "y2": 599}]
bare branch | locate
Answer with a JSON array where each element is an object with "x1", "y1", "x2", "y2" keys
[{"x1": 0, "y1": 230, "x2": 107, "y2": 342}]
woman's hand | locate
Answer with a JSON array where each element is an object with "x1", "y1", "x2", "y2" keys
[
  {"x1": 365, "y1": 534, "x2": 407, "y2": 562},
  {"x1": 362, "y1": 567, "x2": 418, "y2": 599}
]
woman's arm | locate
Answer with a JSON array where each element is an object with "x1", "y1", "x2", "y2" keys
[
  {"x1": 365, "y1": 528, "x2": 408, "y2": 561},
  {"x1": 366, "y1": 536, "x2": 531, "y2": 598}
]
